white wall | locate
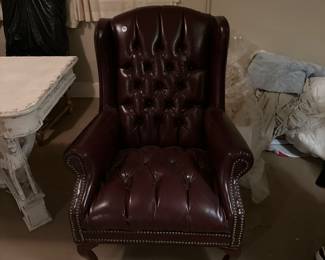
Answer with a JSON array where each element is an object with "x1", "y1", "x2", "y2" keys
[
  {"x1": 211, "y1": 0, "x2": 325, "y2": 66},
  {"x1": 68, "y1": 23, "x2": 100, "y2": 97}
]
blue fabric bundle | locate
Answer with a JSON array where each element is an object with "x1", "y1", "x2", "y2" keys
[{"x1": 248, "y1": 52, "x2": 325, "y2": 94}]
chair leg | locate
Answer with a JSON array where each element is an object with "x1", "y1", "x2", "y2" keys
[
  {"x1": 223, "y1": 249, "x2": 241, "y2": 260},
  {"x1": 77, "y1": 243, "x2": 98, "y2": 260}
]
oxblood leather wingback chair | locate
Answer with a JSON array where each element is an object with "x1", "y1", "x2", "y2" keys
[{"x1": 65, "y1": 6, "x2": 254, "y2": 260}]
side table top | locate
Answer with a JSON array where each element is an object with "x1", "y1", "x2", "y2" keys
[{"x1": 0, "y1": 56, "x2": 78, "y2": 117}]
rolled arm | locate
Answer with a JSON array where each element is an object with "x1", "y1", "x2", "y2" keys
[
  {"x1": 205, "y1": 107, "x2": 254, "y2": 218},
  {"x1": 64, "y1": 106, "x2": 119, "y2": 223}
]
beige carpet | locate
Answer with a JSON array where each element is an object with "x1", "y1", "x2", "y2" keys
[{"x1": 1, "y1": 98, "x2": 325, "y2": 260}]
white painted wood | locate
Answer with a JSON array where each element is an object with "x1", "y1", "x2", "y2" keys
[
  {"x1": 0, "y1": 56, "x2": 78, "y2": 231},
  {"x1": 0, "y1": 57, "x2": 77, "y2": 117}
]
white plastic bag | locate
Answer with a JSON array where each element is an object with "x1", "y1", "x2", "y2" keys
[
  {"x1": 226, "y1": 31, "x2": 270, "y2": 203},
  {"x1": 286, "y1": 77, "x2": 325, "y2": 159}
]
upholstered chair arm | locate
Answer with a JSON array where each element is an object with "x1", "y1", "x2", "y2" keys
[
  {"x1": 205, "y1": 107, "x2": 253, "y2": 223},
  {"x1": 64, "y1": 106, "x2": 119, "y2": 238}
]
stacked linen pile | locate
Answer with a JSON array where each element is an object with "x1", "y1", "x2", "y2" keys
[
  {"x1": 286, "y1": 77, "x2": 325, "y2": 158},
  {"x1": 225, "y1": 34, "x2": 325, "y2": 203},
  {"x1": 248, "y1": 52, "x2": 325, "y2": 160}
]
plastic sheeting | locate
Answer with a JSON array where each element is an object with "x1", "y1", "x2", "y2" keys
[
  {"x1": 2, "y1": 0, "x2": 68, "y2": 56},
  {"x1": 225, "y1": 32, "x2": 270, "y2": 203},
  {"x1": 227, "y1": 34, "x2": 325, "y2": 203}
]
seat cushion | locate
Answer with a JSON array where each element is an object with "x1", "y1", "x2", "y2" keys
[{"x1": 86, "y1": 146, "x2": 229, "y2": 233}]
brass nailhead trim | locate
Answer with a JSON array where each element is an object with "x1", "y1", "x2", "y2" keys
[
  {"x1": 229, "y1": 152, "x2": 250, "y2": 247},
  {"x1": 67, "y1": 157, "x2": 87, "y2": 242},
  {"x1": 85, "y1": 230, "x2": 231, "y2": 238},
  {"x1": 85, "y1": 238, "x2": 230, "y2": 247}
]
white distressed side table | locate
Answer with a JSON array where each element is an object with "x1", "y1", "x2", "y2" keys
[{"x1": 0, "y1": 56, "x2": 78, "y2": 231}]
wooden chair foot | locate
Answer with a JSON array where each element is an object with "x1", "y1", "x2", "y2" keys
[
  {"x1": 223, "y1": 249, "x2": 241, "y2": 259},
  {"x1": 223, "y1": 255, "x2": 230, "y2": 260},
  {"x1": 77, "y1": 243, "x2": 98, "y2": 260}
]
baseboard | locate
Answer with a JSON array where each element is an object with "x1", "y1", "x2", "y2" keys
[{"x1": 69, "y1": 81, "x2": 99, "y2": 98}]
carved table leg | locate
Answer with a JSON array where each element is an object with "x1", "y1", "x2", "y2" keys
[
  {"x1": 0, "y1": 135, "x2": 52, "y2": 231},
  {"x1": 77, "y1": 243, "x2": 98, "y2": 260}
]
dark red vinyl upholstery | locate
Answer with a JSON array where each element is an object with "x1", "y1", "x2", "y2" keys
[
  {"x1": 65, "y1": 6, "x2": 253, "y2": 256},
  {"x1": 114, "y1": 8, "x2": 210, "y2": 147},
  {"x1": 87, "y1": 146, "x2": 228, "y2": 233}
]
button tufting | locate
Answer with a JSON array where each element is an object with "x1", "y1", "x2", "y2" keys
[
  {"x1": 144, "y1": 98, "x2": 154, "y2": 109},
  {"x1": 176, "y1": 44, "x2": 187, "y2": 54},
  {"x1": 185, "y1": 173, "x2": 193, "y2": 183},
  {"x1": 164, "y1": 61, "x2": 174, "y2": 72},
  {"x1": 164, "y1": 99, "x2": 174, "y2": 110},
  {"x1": 120, "y1": 172, "x2": 129, "y2": 181},
  {"x1": 143, "y1": 61, "x2": 153, "y2": 73},
  {"x1": 183, "y1": 100, "x2": 193, "y2": 109},
  {"x1": 176, "y1": 79, "x2": 186, "y2": 91},
  {"x1": 114, "y1": 9, "x2": 212, "y2": 148},
  {"x1": 154, "y1": 114, "x2": 162, "y2": 124},
  {"x1": 155, "y1": 80, "x2": 165, "y2": 91},
  {"x1": 143, "y1": 157, "x2": 150, "y2": 164},
  {"x1": 132, "y1": 38, "x2": 140, "y2": 51},
  {"x1": 133, "y1": 78, "x2": 142, "y2": 89},
  {"x1": 186, "y1": 61, "x2": 195, "y2": 71},
  {"x1": 134, "y1": 116, "x2": 144, "y2": 126},
  {"x1": 123, "y1": 98, "x2": 133, "y2": 109},
  {"x1": 87, "y1": 146, "x2": 232, "y2": 233},
  {"x1": 153, "y1": 40, "x2": 164, "y2": 53},
  {"x1": 169, "y1": 159, "x2": 176, "y2": 164},
  {"x1": 122, "y1": 62, "x2": 133, "y2": 73},
  {"x1": 175, "y1": 116, "x2": 185, "y2": 127}
]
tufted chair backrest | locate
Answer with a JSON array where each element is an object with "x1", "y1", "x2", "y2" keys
[{"x1": 95, "y1": 6, "x2": 229, "y2": 148}]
